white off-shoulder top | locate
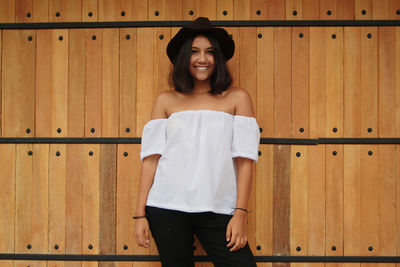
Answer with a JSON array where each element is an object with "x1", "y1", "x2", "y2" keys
[{"x1": 140, "y1": 109, "x2": 260, "y2": 215}]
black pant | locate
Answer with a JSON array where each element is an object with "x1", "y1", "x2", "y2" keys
[{"x1": 146, "y1": 206, "x2": 257, "y2": 267}]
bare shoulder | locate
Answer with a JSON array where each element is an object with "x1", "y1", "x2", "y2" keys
[
  {"x1": 229, "y1": 87, "x2": 255, "y2": 117},
  {"x1": 150, "y1": 90, "x2": 174, "y2": 120}
]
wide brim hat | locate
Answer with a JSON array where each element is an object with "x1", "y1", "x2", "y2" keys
[{"x1": 167, "y1": 17, "x2": 235, "y2": 64}]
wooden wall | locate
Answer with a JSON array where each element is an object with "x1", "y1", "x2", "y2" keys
[{"x1": 0, "y1": 0, "x2": 400, "y2": 266}]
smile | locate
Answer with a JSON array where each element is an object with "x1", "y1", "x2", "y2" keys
[{"x1": 195, "y1": 66, "x2": 208, "y2": 70}]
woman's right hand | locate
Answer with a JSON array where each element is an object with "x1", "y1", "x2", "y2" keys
[{"x1": 134, "y1": 218, "x2": 151, "y2": 248}]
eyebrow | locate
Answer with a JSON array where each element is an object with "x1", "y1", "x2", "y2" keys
[{"x1": 191, "y1": 46, "x2": 214, "y2": 49}]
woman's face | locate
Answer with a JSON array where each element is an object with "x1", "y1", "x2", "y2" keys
[{"x1": 189, "y1": 35, "x2": 215, "y2": 82}]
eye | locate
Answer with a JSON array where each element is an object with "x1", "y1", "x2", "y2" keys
[
  {"x1": 207, "y1": 50, "x2": 215, "y2": 54},
  {"x1": 191, "y1": 49, "x2": 199, "y2": 53}
]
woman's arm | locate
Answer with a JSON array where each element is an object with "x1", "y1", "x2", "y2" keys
[
  {"x1": 226, "y1": 87, "x2": 256, "y2": 252},
  {"x1": 134, "y1": 91, "x2": 169, "y2": 248}
]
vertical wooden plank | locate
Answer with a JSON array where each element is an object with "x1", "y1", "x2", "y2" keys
[
  {"x1": 99, "y1": 144, "x2": 117, "y2": 257},
  {"x1": 344, "y1": 27, "x2": 361, "y2": 138},
  {"x1": 290, "y1": 146, "x2": 308, "y2": 255},
  {"x1": 256, "y1": 27, "x2": 274, "y2": 137},
  {"x1": 120, "y1": 28, "x2": 137, "y2": 138},
  {"x1": 326, "y1": 145, "x2": 344, "y2": 256},
  {"x1": 291, "y1": 27, "x2": 309, "y2": 138},
  {"x1": 32, "y1": 0, "x2": 49, "y2": 22},
  {"x1": 378, "y1": 145, "x2": 397, "y2": 256},
  {"x1": 183, "y1": 0, "x2": 198, "y2": 20},
  {"x1": 154, "y1": 27, "x2": 171, "y2": 95},
  {"x1": 16, "y1": 0, "x2": 32, "y2": 22},
  {"x1": 149, "y1": 0, "x2": 166, "y2": 20},
  {"x1": 65, "y1": 144, "x2": 83, "y2": 264},
  {"x1": 82, "y1": 144, "x2": 100, "y2": 255},
  {"x1": 344, "y1": 145, "x2": 362, "y2": 256},
  {"x1": 0, "y1": 0, "x2": 16, "y2": 22},
  {"x1": 361, "y1": 27, "x2": 378, "y2": 137},
  {"x1": 379, "y1": 27, "x2": 396, "y2": 137},
  {"x1": 397, "y1": 27, "x2": 400, "y2": 137},
  {"x1": 267, "y1": 0, "x2": 285, "y2": 19},
  {"x1": 355, "y1": 0, "x2": 371, "y2": 19},
  {"x1": 255, "y1": 145, "x2": 273, "y2": 256},
  {"x1": 199, "y1": 0, "x2": 217, "y2": 19},
  {"x1": 286, "y1": 0, "x2": 302, "y2": 20},
  {"x1": 372, "y1": 0, "x2": 390, "y2": 19},
  {"x1": 337, "y1": 0, "x2": 355, "y2": 20},
  {"x1": 307, "y1": 145, "x2": 325, "y2": 255},
  {"x1": 85, "y1": 29, "x2": 103, "y2": 137},
  {"x1": 273, "y1": 145, "x2": 290, "y2": 258},
  {"x1": 389, "y1": 0, "x2": 400, "y2": 19},
  {"x1": 274, "y1": 27, "x2": 291, "y2": 138},
  {"x1": 302, "y1": 0, "x2": 319, "y2": 19},
  {"x1": 116, "y1": 144, "x2": 135, "y2": 255},
  {"x1": 309, "y1": 27, "x2": 327, "y2": 138},
  {"x1": 0, "y1": 144, "x2": 15, "y2": 267},
  {"x1": 68, "y1": 29, "x2": 86, "y2": 137},
  {"x1": 36, "y1": 29, "x2": 69, "y2": 137},
  {"x1": 250, "y1": 0, "x2": 267, "y2": 20},
  {"x1": 136, "y1": 28, "x2": 154, "y2": 132},
  {"x1": 165, "y1": 0, "x2": 183, "y2": 20},
  {"x1": 48, "y1": 0, "x2": 82, "y2": 22},
  {"x1": 397, "y1": 145, "x2": 400, "y2": 257},
  {"x1": 82, "y1": 0, "x2": 99, "y2": 22},
  {"x1": 2, "y1": 30, "x2": 35, "y2": 137},
  {"x1": 326, "y1": 27, "x2": 343, "y2": 138},
  {"x1": 15, "y1": 144, "x2": 33, "y2": 253},
  {"x1": 361, "y1": 145, "x2": 378, "y2": 256},
  {"x1": 0, "y1": 29, "x2": 2, "y2": 137},
  {"x1": 102, "y1": 28, "x2": 120, "y2": 137},
  {"x1": 0, "y1": 144, "x2": 16, "y2": 253},
  {"x1": 99, "y1": 0, "x2": 148, "y2": 21},
  {"x1": 31, "y1": 144, "x2": 49, "y2": 255},
  {"x1": 217, "y1": 0, "x2": 233, "y2": 20},
  {"x1": 225, "y1": 27, "x2": 239, "y2": 88},
  {"x1": 48, "y1": 144, "x2": 66, "y2": 257},
  {"x1": 233, "y1": 0, "x2": 250, "y2": 19},
  {"x1": 320, "y1": 0, "x2": 337, "y2": 19}
]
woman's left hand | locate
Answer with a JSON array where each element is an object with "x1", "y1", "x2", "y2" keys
[{"x1": 226, "y1": 211, "x2": 247, "y2": 252}]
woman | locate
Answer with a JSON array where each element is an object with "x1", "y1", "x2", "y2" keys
[{"x1": 134, "y1": 17, "x2": 260, "y2": 267}]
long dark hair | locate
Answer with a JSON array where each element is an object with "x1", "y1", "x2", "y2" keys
[{"x1": 170, "y1": 33, "x2": 232, "y2": 95}]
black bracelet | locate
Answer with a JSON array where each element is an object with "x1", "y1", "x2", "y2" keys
[
  {"x1": 132, "y1": 215, "x2": 148, "y2": 219},
  {"x1": 233, "y1": 207, "x2": 248, "y2": 213}
]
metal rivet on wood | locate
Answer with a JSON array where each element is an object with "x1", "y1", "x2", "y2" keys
[
  {"x1": 28, "y1": 151, "x2": 33, "y2": 156},
  {"x1": 88, "y1": 11, "x2": 93, "y2": 17},
  {"x1": 90, "y1": 128, "x2": 95, "y2": 133},
  {"x1": 296, "y1": 152, "x2": 301, "y2": 157},
  {"x1": 361, "y1": 10, "x2": 367, "y2": 15},
  {"x1": 121, "y1": 11, "x2": 126, "y2": 16},
  {"x1": 223, "y1": 11, "x2": 227, "y2": 16},
  {"x1": 256, "y1": 10, "x2": 261, "y2": 15},
  {"x1": 89, "y1": 151, "x2": 94, "y2": 156},
  {"x1": 125, "y1": 128, "x2": 130, "y2": 133},
  {"x1": 123, "y1": 152, "x2": 128, "y2": 157},
  {"x1": 299, "y1": 33, "x2": 304, "y2": 38},
  {"x1": 56, "y1": 151, "x2": 60, "y2": 157},
  {"x1": 55, "y1": 12, "x2": 60, "y2": 17},
  {"x1": 26, "y1": 12, "x2": 31, "y2": 18},
  {"x1": 189, "y1": 10, "x2": 194, "y2": 15},
  {"x1": 293, "y1": 10, "x2": 297, "y2": 16}
]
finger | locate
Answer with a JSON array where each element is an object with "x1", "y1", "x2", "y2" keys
[
  {"x1": 226, "y1": 224, "x2": 232, "y2": 242},
  {"x1": 230, "y1": 240, "x2": 241, "y2": 252},
  {"x1": 227, "y1": 233, "x2": 238, "y2": 248}
]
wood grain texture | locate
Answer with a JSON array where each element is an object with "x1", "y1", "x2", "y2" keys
[
  {"x1": 273, "y1": 145, "x2": 290, "y2": 256},
  {"x1": 0, "y1": 144, "x2": 15, "y2": 253},
  {"x1": 302, "y1": 0, "x2": 319, "y2": 19},
  {"x1": 120, "y1": 28, "x2": 137, "y2": 137},
  {"x1": 49, "y1": 144, "x2": 66, "y2": 254},
  {"x1": 255, "y1": 145, "x2": 273, "y2": 256},
  {"x1": 48, "y1": 0, "x2": 82, "y2": 22},
  {"x1": 344, "y1": 27, "x2": 361, "y2": 138},
  {"x1": 234, "y1": 0, "x2": 250, "y2": 19},
  {"x1": 102, "y1": 28, "x2": 120, "y2": 137},
  {"x1": 165, "y1": 0, "x2": 183, "y2": 20},
  {"x1": 32, "y1": 0, "x2": 49, "y2": 22},
  {"x1": 149, "y1": 0, "x2": 166, "y2": 20},
  {"x1": 326, "y1": 145, "x2": 344, "y2": 256},
  {"x1": 378, "y1": 27, "x2": 396, "y2": 137},
  {"x1": 256, "y1": 27, "x2": 274, "y2": 137},
  {"x1": 68, "y1": 29, "x2": 86, "y2": 137},
  {"x1": 0, "y1": 0, "x2": 15, "y2": 22},
  {"x1": 291, "y1": 27, "x2": 309, "y2": 138},
  {"x1": 267, "y1": 0, "x2": 285, "y2": 19},
  {"x1": 355, "y1": 0, "x2": 371, "y2": 19},
  {"x1": 274, "y1": 27, "x2": 291, "y2": 138},
  {"x1": 286, "y1": 0, "x2": 302, "y2": 20},
  {"x1": 320, "y1": 0, "x2": 337, "y2": 19},
  {"x1": 217, "y1": 0, "x2": 233, "y2": 20},
  {"x1": 16, "y1": 0, "x2": 32, "y2": 22},
  {"x1": 85, "y1": 29, "x2": 103, "y2": 137},
  {"x1": 82, "y1": 0, "x2": 98, "y2": 22},
  {"x1": 2, "y1": 30, "x2": 35, "y2": 137}
]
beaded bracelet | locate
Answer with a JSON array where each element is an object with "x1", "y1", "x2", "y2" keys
[{"x1": 132, "y1": 215, "x2": 148, "y2": 219}]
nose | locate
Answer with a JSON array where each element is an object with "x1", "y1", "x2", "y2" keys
[{"x1": 198, "y1": 51, "x2": 207, "y2": 62}]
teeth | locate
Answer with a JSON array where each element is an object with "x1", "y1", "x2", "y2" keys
[{"x1": 196, "y1": 66, "x2": 208, "y2": 70}]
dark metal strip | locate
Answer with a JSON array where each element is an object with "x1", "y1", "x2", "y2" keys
[
  {"x1": 318, "y1": 138, "x2": 400, "y2": 144},
  {"x1": 1, "y1": 137, "x2": 400, "y2": 145},
  {"x1": 0, "y1": 254, "x2": 399, "y2": 262},
  {"x1": 0, "y1": 20, "x2": 399, "y2": 29}
]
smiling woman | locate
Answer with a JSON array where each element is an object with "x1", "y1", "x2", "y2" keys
[{"x1": 134, "y1": 17, "x2": 259, "y2": 267}]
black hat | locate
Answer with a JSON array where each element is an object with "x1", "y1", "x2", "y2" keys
[{"x1": 166, "y1": 17, "x2": 235, "y2": 64}]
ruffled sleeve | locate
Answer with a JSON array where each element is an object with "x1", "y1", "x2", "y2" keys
[
  {"x1": 140, "y1": 119, "x2": 167, "y2": 161},
  {"x1": 231, "y1": 115, "x2": 261, "y2": 162}
]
